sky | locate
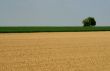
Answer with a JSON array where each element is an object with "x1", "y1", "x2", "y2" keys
[{"x1": 0, "y1": 0, "x2": 110, "y2": 26}]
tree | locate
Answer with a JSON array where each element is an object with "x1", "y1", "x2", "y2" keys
[{"x1": 82, "y1": 17, "x2": 96, "y2": 27}]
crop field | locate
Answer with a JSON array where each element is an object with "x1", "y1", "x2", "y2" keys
[
  {"x1": 0, "y1": 32, "x2": 110, "y2": 71},
  {"x1": 0, "y1": 26, "x2": 110, "y2": 33}
]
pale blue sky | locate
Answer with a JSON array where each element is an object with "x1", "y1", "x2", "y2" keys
[{"x1": 0, "y1": 0, "x2": 110, "y2": 26}]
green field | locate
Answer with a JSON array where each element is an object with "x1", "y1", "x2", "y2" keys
[{"x1": 0, "y1": 26, "x2": 110, "y2": 33}]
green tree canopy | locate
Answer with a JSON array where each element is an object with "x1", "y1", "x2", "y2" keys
[{"x1": 82, "y1": 17, "x2": 96, "y2": 27}]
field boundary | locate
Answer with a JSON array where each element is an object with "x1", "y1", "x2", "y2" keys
[{"x1": 0, "y1": 26, "x2": 110, "y2": 33}]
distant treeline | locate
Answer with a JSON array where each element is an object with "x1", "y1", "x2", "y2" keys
[{"x1": 0, "y1": 26, "x2": 110, "y2": 33}]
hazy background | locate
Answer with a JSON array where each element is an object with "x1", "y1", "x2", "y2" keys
[{"x1": 0, "y1": 0, "x2": 110, "y2": 26}]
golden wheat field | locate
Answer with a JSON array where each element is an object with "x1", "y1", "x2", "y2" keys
[{"x1": 0, "y1": 32, "x2": 110, "y2": 71}]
